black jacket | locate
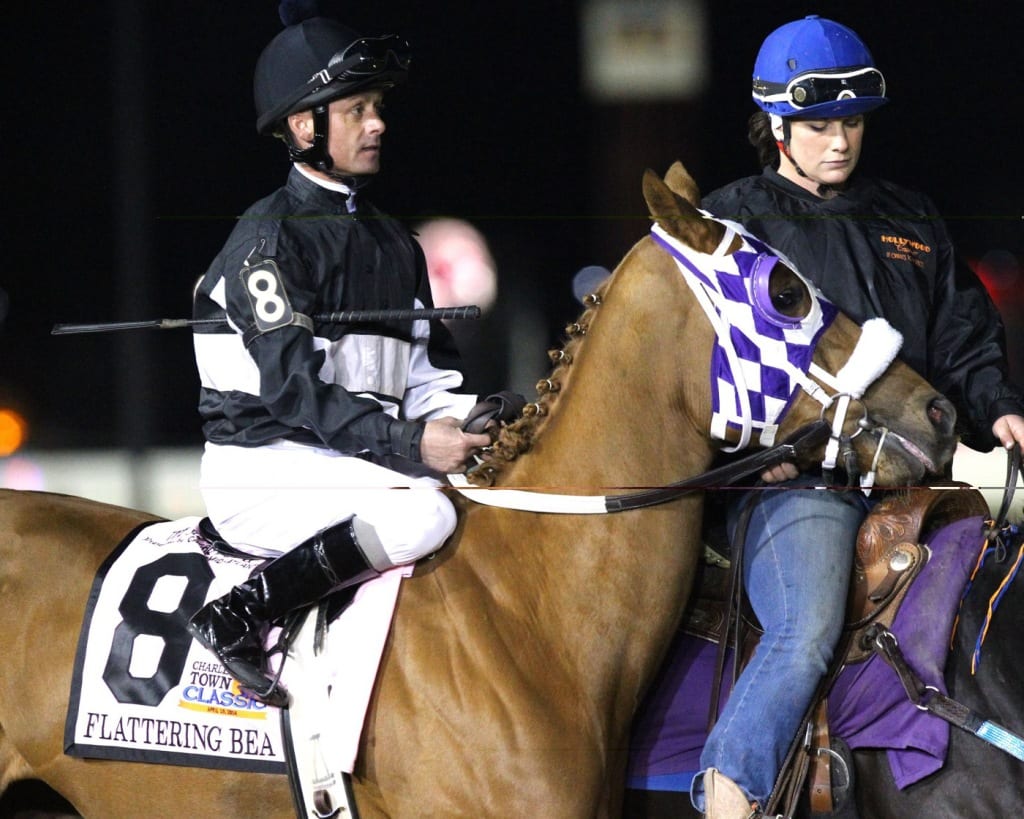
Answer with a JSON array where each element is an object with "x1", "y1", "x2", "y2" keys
[
  {"x1": 192, "y1": 167, "x2": 470, "y2": 462},
  {"x1": 702, "y1": 167, "x2": 1024, "y2": 451}
]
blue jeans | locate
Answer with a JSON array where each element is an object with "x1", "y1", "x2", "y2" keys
[{"x1": 692, "y1": 476, "x2": 870, "y2": 808}]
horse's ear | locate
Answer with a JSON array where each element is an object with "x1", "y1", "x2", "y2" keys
[
  {"x1": 663, "y1": 161, "x2": 701, "y2": 206},
  {"x1": 642, "y1": 167, "x2": 722, "y2": 254}
]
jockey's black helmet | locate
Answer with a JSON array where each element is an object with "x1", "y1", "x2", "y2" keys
[{"x1": 253, "y1": 16, "x2": 410, "y2": 136}]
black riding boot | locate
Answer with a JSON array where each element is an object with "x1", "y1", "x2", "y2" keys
[{"x1": 186, "y1": 517, "x2": 379, "y2": 708}]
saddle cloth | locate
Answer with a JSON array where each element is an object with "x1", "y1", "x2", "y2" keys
[
  {"x1": 65, "y1": 517, "x2": 407, "y2": 778},
  {"x1": 627, "y1": 513, "x2": 988, "y2": 791}
]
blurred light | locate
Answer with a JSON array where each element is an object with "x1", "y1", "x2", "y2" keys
[
  {"x1": 0, "y1": 408, "x2": 28, "y2": 456},
  {"x1": 581, "y1": 0, "x2": 708, "y2": 102},
  {"x1": 970, "y1": 249, "x2": 1022, "y2": 310},
  {"x1": 0, "y1": 455, "x2": 45, "y2": 490}
]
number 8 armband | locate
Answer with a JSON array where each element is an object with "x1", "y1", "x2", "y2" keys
[{"x1": 238, "y1": 258, "x2": 314, "y2": 344}]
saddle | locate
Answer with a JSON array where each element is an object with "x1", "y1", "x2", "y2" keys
[
  {"x1": 803, "y1": 484, "x2": 988, "y2": 815},
  {"x1": 844, "y1": 485, "x2": 989, "y2": 662},
  {"x1": 681, "y1": 482, "x2": 990, "y2": 816},
  {"x1": 683, "y1": 483, "x2": 988, "y2": 654}
]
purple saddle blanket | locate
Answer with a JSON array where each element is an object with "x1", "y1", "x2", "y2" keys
[{"x1": 627, "y1": 514, "x2": 986, "y2": 790}]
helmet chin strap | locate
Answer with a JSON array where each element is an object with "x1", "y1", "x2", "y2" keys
[
  {"x1": 287, "y1": 105, "x2": 375, "y2": 192},
  {"x1": 287, "y1": 105, "x2": 334, "y2": 173},
  {"x1": 771, "y1": 114, "x2": 841, "y2": 198}
]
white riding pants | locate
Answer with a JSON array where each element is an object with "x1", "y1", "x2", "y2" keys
[{"x1": 199, "y1": 440, "x2": 457, "y2": 569}]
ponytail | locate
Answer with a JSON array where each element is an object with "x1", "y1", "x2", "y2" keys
[{"x1": 747, "y1": 111, "x2": 780, "y2": 170}]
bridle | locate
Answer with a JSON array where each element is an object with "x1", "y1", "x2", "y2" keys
[{"x1": 652, "y1": 218, "x2": 904, "y2": 493}]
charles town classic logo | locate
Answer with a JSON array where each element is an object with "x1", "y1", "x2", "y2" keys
[
  {"x1": 180, "y1": 658, "x2": 273, "y2": 717},
  {"x1": 880, "y1": 233, "x2": 932, "y2": 269}
]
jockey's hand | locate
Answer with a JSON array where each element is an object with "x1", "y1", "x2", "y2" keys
[
  {"x1": 421, "y1": 417, "x2": 491, "y2": 474},
  {"x1": 992, "y1": 413, "x2": 1024, "y2": 451},
  {"x1": 760, "y1": 461, "x2": 800, "y2": 484}
]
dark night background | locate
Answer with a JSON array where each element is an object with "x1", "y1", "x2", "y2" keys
[{"x1": 3, "y1": 0, "x2": 1022, "y2": 452}]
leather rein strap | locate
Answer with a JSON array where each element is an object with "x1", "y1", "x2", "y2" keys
[
  {"x1": 450, "y1": 420, "x2": 832, "y2": 514},
  {"x1": 984, "y1": 442, "x2": 1021, "y2": 550},
  {"x1": 604, "y1": 420, "x2": 831, "y2": 512}
]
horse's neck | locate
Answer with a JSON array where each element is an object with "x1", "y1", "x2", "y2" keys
[
  {"x1": 473, "y1": 248, "x2": 713, "y2": 686},
  {"x1": 509, "y1": 244, "x2": 714, "y2": 490}
]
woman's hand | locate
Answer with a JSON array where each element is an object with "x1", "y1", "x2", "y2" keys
[
  {"x1": 760, "y1": 461, "x2": 800, "y2": 484},
  {"x1": 992, "y1": 413, "x2": 1024, "y2": 450}
]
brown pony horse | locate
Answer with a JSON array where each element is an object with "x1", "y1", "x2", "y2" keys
[{"x1": 0, "y1": 162, "x2": 958, "y2": 818}]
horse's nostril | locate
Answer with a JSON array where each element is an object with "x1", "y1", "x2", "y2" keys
[{"x1": 927, "y1": 396, "x2": 956, "y2": 434}]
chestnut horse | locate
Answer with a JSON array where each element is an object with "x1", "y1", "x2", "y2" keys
[{"x1": 0, "y1": 162, "x2": 957, "y2": 818}]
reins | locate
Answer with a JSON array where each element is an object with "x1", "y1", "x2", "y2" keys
[
  {"x1": 984, "y1": 442, "x2": 1020, "y2": 547},
  {"x1": 449, "y1": 420, "x2": 832, "y2": 514},
  {"x1": 607, "y1": 420, "x2": 831, "y2": 512}
]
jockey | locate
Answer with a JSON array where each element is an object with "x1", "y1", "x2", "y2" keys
[
  {"x1": 186, "y1": 7, "x2": 501, "y2": 708},
  {"x1": 686, "y1": 15, "x2": 1024, "y2": 818}
]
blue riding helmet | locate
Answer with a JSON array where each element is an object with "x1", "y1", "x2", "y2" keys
[{"x1": 751, "y1": 15, "x2": 887, "y2": 118}]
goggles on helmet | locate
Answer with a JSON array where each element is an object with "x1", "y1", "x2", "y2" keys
[
  {"x1": 753, "y1": 67, "x2": 885, "y2": 111},
  {"x1": 312, "y1": 35, "x2": 411, "y2": 87}
]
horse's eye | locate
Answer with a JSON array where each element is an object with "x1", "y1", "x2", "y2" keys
[
  {"x1": 772, "y1": 286, "x2": 805, "y2": 316},
  {"x1": 753, "y1": 259, "x2": 813, "y2": 327}
]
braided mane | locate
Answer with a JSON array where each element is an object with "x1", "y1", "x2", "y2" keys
[{"x1": 466, "y1": 278, "x2": 611, "y2": 486}]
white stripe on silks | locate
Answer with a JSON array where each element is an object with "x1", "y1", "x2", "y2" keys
[
  {"x1": 194, "y1": 333, "x2": 261, "y2": 394},
  {"x1": 324, "y1": 334, "x2": 411, "y2": 400}
]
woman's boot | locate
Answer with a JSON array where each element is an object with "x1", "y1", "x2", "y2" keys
[{"x1": 704, "y1": 768, "x2": 759, "y2": 819}]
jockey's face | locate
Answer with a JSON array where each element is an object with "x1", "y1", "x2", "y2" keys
[
  {"x1": 779, "y1": 115, "x2": 865, "y2": 196},
  {"x1": 288, "y1": 89, "x2": 387, "y2": 178}
]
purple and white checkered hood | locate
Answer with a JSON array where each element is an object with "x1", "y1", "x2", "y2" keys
[{"x1": 652, "y1": 217, "x2": 839, "y2": 451}]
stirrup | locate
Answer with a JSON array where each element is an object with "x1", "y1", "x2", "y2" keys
[
  {"x1": 240, "y1": 668, "x2": 289, "y2": 709},
  {"x1": 186, "y1": 620, "x2": 290, "y2": 709},
  {"x1": 219, "y1": 651, "x2": 289, "y2": 709},
  {"x1": 235, "y1": 609, "x2": 308, "y2": 707}
]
